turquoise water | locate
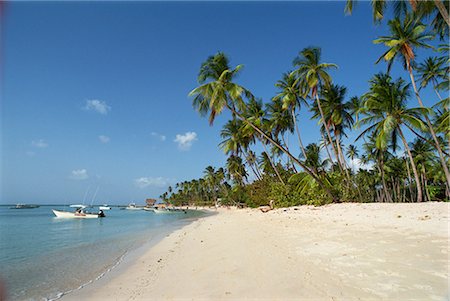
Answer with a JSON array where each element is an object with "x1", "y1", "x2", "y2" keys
[{"x1": 0, "y1": 205, "x2": 205, "y2": 301}]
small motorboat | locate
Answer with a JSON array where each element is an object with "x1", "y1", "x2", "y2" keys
[
  {"x1": 10, "y1": 204, "x2": 40, "y2": 209},
  {"x1": 99, "y1": 204, "x2": 111, "y2": 210},
  {"x1": 52, "y1": 205, "x2": 105, "y2": 218},
  {"x1": 143, "y1": 207, "x2": 155, "y2": 212},
  {"x1": 125, "y1": 203, "x2": 142, "y2": 210}
]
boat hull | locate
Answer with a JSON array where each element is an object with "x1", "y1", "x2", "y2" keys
[
  {"x1": 153, "y1": 209, "x2": 173, "y2": 214},
  {"x1": 52, "y1": 209, "x2": 100, "y2": 219}
]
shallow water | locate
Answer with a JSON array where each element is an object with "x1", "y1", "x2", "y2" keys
[{"x1": 0, "y1": 205, "x2": 205, "y2": 301}]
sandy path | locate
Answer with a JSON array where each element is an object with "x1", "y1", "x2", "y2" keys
[{"x1": 62, "y1": 202, "x2": 449, "y2": 301}]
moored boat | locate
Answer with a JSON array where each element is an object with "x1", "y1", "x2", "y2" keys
[
  {"x1": 125, "y1": 203, "x2": 142, "y2": 210},
  {"x1": 52, "y1": 205, "x2": 105, "y2": 219},
  {"x1": 99, "y1": 204, "x2": 111, "y2": 210},
  {"x1": 10, "y1": 204, "x2": 40, "y2": 209}
]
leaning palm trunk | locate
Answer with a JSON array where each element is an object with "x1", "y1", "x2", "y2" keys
[
  {"x1": 434, "y1": 0, "x2": 450, "y2": 27},
  {"x1": 281, "y1": 134, "x2": 298, "y2": 172},
  {"x1": 225, "y1": 104, "x2": 337, "y2": 201},
  {"x1": 291, "y1": 108, "x2": 307, "y2": 159},
  {"x1": 245, "y1": 156, "x2": 261, "y2": 181},
  {"x1": 321, "y1": 132, "x2": 335, "y2": 171},
  {"x1": 262, "y1": 143, "x2": 285, "y2": 185},
  {"x1": 407, "y1": 63, "x2": 450, "y2": 189},
  {"x1": 315, "y1": 93, "x2": 345, "y2": 174},
  {"x1": 399, "y1": 127, "x2": 423, "y2": 202},
  {"x1": 335, "y1": 133, "x2": 351, "y2": 180}
]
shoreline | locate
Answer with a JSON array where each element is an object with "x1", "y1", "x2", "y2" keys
[{"x1": 61, "y1": 203, "x2": 449, "y2": 301}]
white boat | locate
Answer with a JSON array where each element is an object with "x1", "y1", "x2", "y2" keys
[
  {"x1": 99, "y1": 204, "x2": 111, "y2": 210},
  {"x1": 152, "y1": 208, "x2": 172, "y2": 214},
  {"x1": 52, "y1": 209, "x2": 103, "y2": 219},
  {"x1": 125, "y1": 203, "x2": 142, "y2": 210},
  {"x1": 10, "y1": 204, "x2": 40, "y2": 209},
  {"x1": 143, "y1": 207, "x2": 155, "y2": 212}
]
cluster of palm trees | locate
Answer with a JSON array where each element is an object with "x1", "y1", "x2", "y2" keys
[
  {"x1": 161, "y1": 1, "x2": 449, "y2": 207},
  {"x1": 160, "y1": 166, "x2": 231, "y2": 207}
]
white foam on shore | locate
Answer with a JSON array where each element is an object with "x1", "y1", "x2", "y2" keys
[{"x1": 46, "y1": 250, "x2": 128, "y2": 301}]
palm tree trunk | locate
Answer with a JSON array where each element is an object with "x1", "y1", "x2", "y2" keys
[
  {"x1": 321, "y1": 132, "x2": 335, "y2": 171},
  {"x1": 281, "y1": 134, "x2": 298, "y2": 172},
  {"x1": 291, "y1": 108, "x2": 307, "y2": 159},
  {"x1": 225, "y1": 103, "x2": 337, "y2": 200},
  {"x1": 399, "y1": 127, "x2": 423, "y2": 202},
  {"x1": 432, "y1": 83, "x2": 443, "y2": 101},
  {"x1": 434, "y1": 0, "x2": 450, "y2": 27},
  {"x1": 407, "y1": 63, "x2": 450, "y2": 189},
  {"x1": 378, "y1": 156, "x2": 392, "y2": 203},
  {"x1": 262, "y1": 143, "x2": 285, "y2": 185},
  {"x1": 245, "y1": 156, "x2": 261, "y2": 181},
  {"x1": 335, "y1": 132, "x2": 351, "y2": 180},
  {"x1": 422, "y1": 166, "x2": 432, "y2": 202},
  {"x1": 315, "y1": 94, "x2": 345, "y2": 173},
  {"x1": 404, "y1": 158, "x2": 414, "y2": 201}
]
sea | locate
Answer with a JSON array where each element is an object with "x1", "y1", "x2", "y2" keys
[{"x1": 0, "y1": 205, "x2": 206, "y2": 301}]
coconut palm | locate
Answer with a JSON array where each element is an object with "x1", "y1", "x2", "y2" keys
[
  {"x1": 415, "y1": 56, "x2": 448, "y2": 100},
  {"x1": 244, "y1": 98, "x2": 285, "y2": 184},
  {"x1": 346, "y1": 144, "x2": 359, "y2": 173},
  {"x1": 190, "y1": 52, "x2": 253, "y2": 125},
  {"x1": 359, "y1": 74, "x2": 428, "y2": 202},
  {"x1": 410, "y1": 138, "x2": 438, "y2": 201},
  {"x1": 312, "y1": 84, "x2": 354, "y2": 175},
  {"x1": 345, "y1": 0, "x2": 450, "y2": 32},
  {"x1": 374, "y1": 16, "x2": 450, "y2": 189},
  {"x1": 191, "y1": 52, "x2": 338, "y2": 200},
  {"x1": 293, "y1": 47, "x2": 343, "y2": 172},
  {"x1": 266, "y1": 98, "x2": 297, "y2": 172},
  {"x1": 273, "y1": 71, "x2": 309, "y2": 158}
]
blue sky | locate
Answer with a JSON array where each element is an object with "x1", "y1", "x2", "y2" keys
[{"x1": 1, "y1": 1, "x2": 441, "y2": 204}]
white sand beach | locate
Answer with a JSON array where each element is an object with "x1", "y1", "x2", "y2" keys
[{"x1": 62, "y1": 202, "x2": 449, "y2": 301}]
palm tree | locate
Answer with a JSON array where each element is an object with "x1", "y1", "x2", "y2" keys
[
  {"x1": 410, "y1": 138, "x2": 437, "y2": 201},
  {"x1": 312, "y1": 84, "x2": 354, "y2": 176},
  {"x1": 346, "y1": 144, "x2": 359, "y2": 173},
  {"x1": 415, "y1": 56, "x2": 448, "y2": 100},
  {"x1": 293, "y1": 47, "x2": 343, "y2": 172},
  {"x1": 359, "y1": 74, "x2": 428, "y2": 202},
  {"x1": 374, "y1": 16, "x2": 450, "y2": 190},
  {"x1": 226, "y1": 155, "x2": 247, "y2": 186},
  {"x1": 191, "y1": 52, "x2": 336, "y2": 200},
  {"x1": 266, "y1": 98, "x2": 297, "y2": 172},
  {"x1": 361, "y1": 134, "x2": 396, "y2": 202},
  {"x1": 345, "y1": 0, "x2": 450, "y2": 30},
  {"x1": 190, "y1": 52, "x2": 253, "y2": 125},
  {"x1": 273, "y1": 71, "x2": 309, "y2": 158},
  {"x1": 245, "y1": 98, "x2": 285, "y2": 184}
]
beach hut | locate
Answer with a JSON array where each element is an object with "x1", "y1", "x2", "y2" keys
[{"x1": 146, "y1": 198, "x2": 156, "y2": 207}]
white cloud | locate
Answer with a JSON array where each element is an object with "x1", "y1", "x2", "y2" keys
[
  {"x1": 84, "y1": 99, "x2": 111, "y2": 115},
  {"x1": 70, "y1": 169, "x2": 89, "y2": 180},
  {"x1": 151, "y1": 132, "x2": 166, "y2": 141},
  {"x1": 174, "y1": 131, "x2": 197, "y2": 151},
  {"x1": 98, "y1": 135, "x2": 110, "y2": 143},
  {"x1": 134, "y1": 177, "x2": 171, "y2": 189},
  {"x1": 32, "y1": 139, "x2": 48, "y2": 148}
]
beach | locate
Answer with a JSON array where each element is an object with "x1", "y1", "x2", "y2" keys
[{"x1": 60, "y1": 202, "x2": 449, "y2": 301}]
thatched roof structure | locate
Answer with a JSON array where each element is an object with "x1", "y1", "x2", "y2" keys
[{"x1": 146, "y1": 198, "x2": 156, "y2": 206}]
